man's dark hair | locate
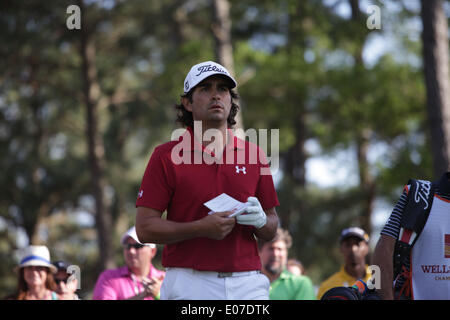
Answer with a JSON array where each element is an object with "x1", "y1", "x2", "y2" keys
[
  {"x1": 174, "y1": 87, "x2": 240, "y2": 128},
  {"x1": 257, "y1": 228, "x2": 293, "y2": 250}
]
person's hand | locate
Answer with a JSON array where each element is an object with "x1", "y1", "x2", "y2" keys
[
  {"x1": 200, "y1": 211, "x2": 236, "y2": 240},
  {"x1": 142, "y1": 275, "x2": 164, "y2": 299},
  {"x1": 236, "y1": 197, "x2": 267, "y2": 229}
]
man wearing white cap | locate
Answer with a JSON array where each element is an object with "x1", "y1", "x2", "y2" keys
[
  {"x1": 92, "y1": 226, "x2": 165, "y2": 300},
  {"x1": 135, "y1": 61, "x2": 279, "y2": 299}
]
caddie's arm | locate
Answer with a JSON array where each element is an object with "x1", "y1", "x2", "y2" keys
[
  {"x1": 136, "y1": 206, "x2": 235, "y2": 244},
  {"x1": 372, "y1": 234, "x2": 396, "y2": 300}
]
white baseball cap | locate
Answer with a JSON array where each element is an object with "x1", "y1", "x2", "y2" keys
[
  {"x1": 121, "y1": 226, "x2": 155, "y2": 248},
  {"x1": 183, "y1": 61, "x2": 237, "y2": 93}
]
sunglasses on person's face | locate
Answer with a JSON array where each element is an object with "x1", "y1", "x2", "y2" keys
[
  {"x1": 55, "y1": 278, "x2": 69, "y2": 285},
  {"x1": 123, "y1": 243, "x2": 145, "y2": 250}
]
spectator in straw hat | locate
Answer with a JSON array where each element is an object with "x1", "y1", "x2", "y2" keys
[
  {"x1": 93, "y1": 226, "x2": 165, "y2": 300},
  {"x1": 11, "y1": 245, "x2": 59, "y2": 300}
]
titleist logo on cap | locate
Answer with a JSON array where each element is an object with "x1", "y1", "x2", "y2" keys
[
  {"x1": 195, "y1": 64, "x2": 227, "y2": 77},
  {"x1": 183, "y1": 61, "x2": 236, "y2": 93}
]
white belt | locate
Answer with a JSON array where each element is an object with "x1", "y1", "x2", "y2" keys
[
  {"x1": 217, "y1": 270, "x2": 260, "y2": 278},
  {"x1": 166, "y1": 268, "x2": 260, "y2": 278}
]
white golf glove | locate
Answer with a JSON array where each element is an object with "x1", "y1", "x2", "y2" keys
[{"x1": 236, "y1": 197, "x2": 267, "y2": 229}]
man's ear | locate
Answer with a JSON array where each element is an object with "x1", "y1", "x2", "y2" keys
[
  {"x1": 151, "y1": 247, "x2": 157, "y2": 259},
  {"x1": 181, "y1": 97, "x2": 192, "y2": 112}
]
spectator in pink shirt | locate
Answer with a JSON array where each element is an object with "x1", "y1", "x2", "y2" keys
[{"x1": 93, "y1": 226, "x2": 165, "y2": 300}]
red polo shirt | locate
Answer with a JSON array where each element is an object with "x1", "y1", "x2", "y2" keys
[{"x1": 136, "y1": 127, "x2": 279, "y2": 272}]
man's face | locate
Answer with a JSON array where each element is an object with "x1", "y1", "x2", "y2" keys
[
  {"x1": 123, "y1": 237, "x2": 154, "y2": 271},
  {"x1": 259, "y1": 240, "x2": 288, "y2": 276},
  {"x1": 340, "y1": 237, "x2": 369, "y2": 267},
  {"x1": 182, "y1": 75, "x2": 233, "y2": 125},
  {"x1": 54, "y1": 270, "x2": 77, "y2": 295}
]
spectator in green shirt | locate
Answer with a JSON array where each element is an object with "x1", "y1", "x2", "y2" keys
[{"x1": 258, "y1": 228, "x2": 316, "y2": 300}]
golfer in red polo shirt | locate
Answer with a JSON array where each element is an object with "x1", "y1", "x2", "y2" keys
[{"x1": 135, "y1": 61, "x2": 280, "y2": 300}]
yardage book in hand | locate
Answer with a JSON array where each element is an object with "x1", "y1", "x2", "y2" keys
[{"x1": 204, "y1": 193, "x2": 249, "y2": 217}]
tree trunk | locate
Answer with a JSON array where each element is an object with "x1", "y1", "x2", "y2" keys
[
  {"x1": 282, "y1": 2, "x2": 309, "y2": 228},
  {"x1": 420, "y1": 0, "x2": 450, "y2": 179},
  {"x1": 211, "y1": 0, "x2": 244, "y2": 132},
  {"x1": 285, "y1": 114, "x2": 307, "y2": 187},
  {"x1": 79, "y1": 4, "x2": 115, "y2": 270},
  {"x1": 282, "y1": 113, "x2": 307, "y2": 228},
  {"x1": 356, "y1": 129, "x2": 375, "y2": 235},
  {"x1": 172, "y1": 1, "x2": 190, "y2": 45},
  {"x1": 285, "y1": 0, "x2": 307, "y2": 188},
  {"x1": 27, "y1": 57, "x2": 47, "y2": 244},
  {"x1": 350, "y1": 0, "x2": 375, "y2": 235}
]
